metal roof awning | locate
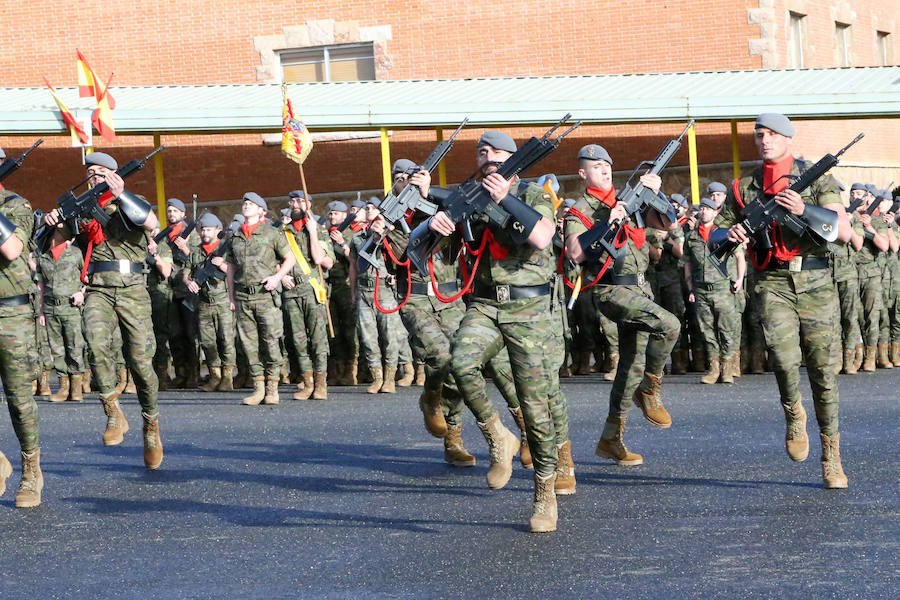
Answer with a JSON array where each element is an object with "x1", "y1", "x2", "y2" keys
[{"x1": 2, "y1": 67, "x2": 899, "y2": 135}]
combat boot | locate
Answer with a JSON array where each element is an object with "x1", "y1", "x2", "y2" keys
[
  {"x1": 414, "y1": 363, "x2": 426, "y2": 386},
  {"x1": 555, "y1": 440, "x2": 576, "y2": 496},
  {"x1": 366, "y1": 367, "x2": 383, "y2": 394},
  {"x1": 216, "y1": 366, "x2": 235, "y2": 391},
  {"x1": 739, "y1": 346, "x2": 750, "y2": 374},
  {"x1": 529, "y1": 473, "x2": 557, "y2": 533},
  {"x1": 380, "y1": 367, "x2": 397, "y2": 393},
  {"x1": 634, "y1": 371, "x2": 671, "y2": 428},
  {"x1": 876, "y1": 342, "x2": 893, "y2": 368},
  {"x1": 242, "y1": 376, "x2": 266, "y2": 405},
  {"x1": 862, "y1": 346, "x2": 877, "y2": 372},
  {"x1": 141, "y1": 412, "x2": 163, "y2": 470},
  {"x1": 346, "y1": 361, "x2": 358, "y2": 385},
  {"x1": 200, "y1": 367, "x2": 222, "y2": 392},
  {"x1": 82, "y1": 370, "x2": 92, "y2": 393},
  {"x1": 443, "y1": 423, "x2": 476, "y2": 467},
  {"x1": 574, "y1": 351, "x2": 592, "y2": 376},
  {"x1": 749, "y1": 346, "x2": 766, "y2": 374},
  {"x1": 31, "y1": 379, "x2": 36, "y2": 395},
  {"x1": 820, "y1": 433, "x2": 848, "y2": 489},
  {"x1": 853, "y1": 344, "x2": 864, "y2": 371},
  {"x1": 842, "y1": 349, "x2": 858, "y2": 375},
  {"x1": 357, "y1": 362, "x2": 373, "y2": 384},
  {"x1": 782, "y1": 398, "x2": 809, "y2": 462},
  {"x1": 719, "y1": 357, "x2": 734, "y2": 384},
  {"x1": 293, "y1": 372, "x2": 315, "y2": 400},
  {"x1": 508, "y1": 406, "x2": 533, "y2": 470},
  {"x1": 123, "y1": 370, "x2": 137, "y2": 394},
  {"x1": 154, "y1": 364, "x2": 170, "y2": 391},
  {"x1": 419, "y1": 388, "x2": 447, "y2": 437},
  {"x1": 69, "y1": 373, "x2": 84, "y2": 402},
  {"x1": 731, "y1": 352, "x2": 742, "y2": 379},
  {"x1": 0, "y1": 451, "x2": 12, "y2": 497},
  {"x1": 312, "y1": 372, "x2": 328, "y2": 400},
  {"x1": 595, "y1": 417, "x2": 643, "y2": 466},
  {"x1": 892, "y1": 342, "x2": 900, "y2": 366},
  {"x1": 37, "y1": 370, "x2": 51, "y2": 397},
  {"x1": 115, "y1": 367, "x2": 128, "y2": 394},
  {"x1": 591, "y1": 348, "x2": 605, "y2": 373},
  {"x1": 476, "y1": 412, "x2": 520, "y2": 489},
  {"x1": 690, "y1": 348, "x2": 706, "y2": 372},
  {"x1": 15, "y1": 449, "x2": 43, "y2": 508},
  {"x1": 397, "y1": 362, "x2": 415, "y2": 387},
  {"x1": 701, "y1": 358, "x2": 720, "y2": 384},
  {"x1": 670, "y1": 349, "x2": 688, "y2": 375},
  {"x1": 603, "y1": 353, "x2": 619, "y2": 381},
  {"x1": 100, "y1": 392, "x2": 129, "y2": 446},
  {"x1": 279, "y1": 363, "x2": 290, "y2": 385},
  {"x1": 262, "y1": 376, "x2": 280, "y2": 405},
  {"x1": 50, "y1": 376, "x2": 70, "y2": 402},
  {"x1": 233, "y1": 364, "x2": 250, "y2": 389}
]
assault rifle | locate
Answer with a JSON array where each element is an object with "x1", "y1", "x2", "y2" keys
[
  {"x1": 184, "y1": 231, "x2": 230, "y2": 312},
  {"x1": 155, "y1": 218, "x2": 197, "y2": 263},
  {"x1": 357, "y1": 118, "x2": 468, "y2": 269},
  {"x1": 847, "y1": 197, "x2": 864, "y2": 214},
  {"x1": 0, "y1": 139, "x2": 43, "y2": 183},
  {"x1": 576, "y1": 120, "x2": 693, "y2": 265},
  {"x1": 864, "y1": 181, "x2": 893, "y2": 216},
  {"x1": 404, "y1": 113, "x2": 581, "y2": 274},
  {"x1": 707, "y1": 133, "x2": 864, "y2": 277}
]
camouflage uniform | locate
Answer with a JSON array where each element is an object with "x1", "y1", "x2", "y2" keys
[
  {"x1": 148, "y1": 240, "x2": 175, "y2": 371},
  {"x1": 327, "y1": 225, "x2": 360, "y2": 364},
  {"x1": 36, "y1": 243, "x2": 85, "y2": 377},
  {"x1": 649, "y1": 227, "x2": 687, "y2": 358},
  {"x1": 187, "y1": 237, "x2": 235, "y2": 370},
  {"x1": 831, "y1": 239, "x2": 861, "y2": 356},
  {"x1": 853, "y1": 215, "x2": 886, "y2": 347},
  {"x1": 351, "y1": 234, "x2": 403, "y2": 370},
  {"x1": 163, "y1": 225, "x2": 200, "y2": 378}
]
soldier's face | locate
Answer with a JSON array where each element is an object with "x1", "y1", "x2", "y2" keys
[
  {"x1": 578, "y1": 159, "x2": 613, "y2": 191},
  {"x1": 328, "y1": 210, "x2": 346, "y2": 226},
  {"x1": 242, "y1": 200, "x2": 264, "y2": 220},
  {"x1": 476, "y1": 145, "x2": 512, "y2": 175},
  {"x1": 167, "y1": 207, "x2": 185, "y2": 224},
  {"x1": 754, "y1": 127, "x2": 792, "y2": 163},
  {"x1": 698, "y1": 205, "x2": 717, "y2": 223},
  {"x1": 199, "y1": 226, "x2": 220, "y2": 244},
  {"x1": 709, "y1": 191, "x2": 726, "y2": 207},
  {"x1": 850, "y1": 189, "x2": 865, "y2": 201},
  {"x1": 365, "y1": 204, "x2": 380, "y2": 222},
  {"x1": 863, "y1": 193, "x2": 875, "y2": 210},
  {"x1": 289, "y1": 196, "x2": 309, "y2": 213},
  {"x1": 86, "y1": 165, "x2": 112, "y2": 187}
]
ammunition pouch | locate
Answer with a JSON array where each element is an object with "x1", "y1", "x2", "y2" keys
[
  {"x1": 117, "y1": 190, "x2": 152, "y2": 229},
  {"x1": 0, "y1": 212, "x2": 17, "y2": 246}
]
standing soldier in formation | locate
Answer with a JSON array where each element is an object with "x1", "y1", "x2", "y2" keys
[
  {"x1": 834, "y1": 184, "x2": 865, "y2": 374},
  {"x1": 161, "y1": 198, "x2": 200, "y2": 388},
  {"x1": 853, "y1": 186, "x2": 889, "y2": 372},
  {"x1": 326, "y1": 200, "x2": 360, "y2": 385},
  {"x1": 649, "y1": 193, "x2": 688, "y2": 373},
  {"x1": 875, "y1": 190, "x2": 898, "y2": 368}
]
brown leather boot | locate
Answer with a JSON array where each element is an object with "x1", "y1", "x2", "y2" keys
[
  {"x1": 603, "y1": 353, "x2": 619, "y2": 381},
  {"x1": 574, "y1": 351, "x2": 592, "y2": 376},
  {"x1": 200, "y1": 367, "x2": 222, "y2": 392},
  {"x1": 154, "y1": 364, "x2": 169, "y2": 391},
  {"x1": 37, "y1": 370, "x2": 51, "y2": 397},
  {"x1": 170, "y1": 364, "x2": 187, "y2": 389},
  {"x1": 701, "y1": 358, "x2": 720, "y2": 384},
  {"x1": 69, "y1": 373, "x2": 84, "y2": 401},
  {"x1": 115, "y1": 367, "x2": 128, "y2": 394},
  {"x1": 731, "y1": 351, "x2": 742, "y2": 378},
  {"x1": 782, "y1": 398, "x2": 809, "y2": 462},
  {"x1": 842, "y1": 348, "x2": 858, "y2": 375},
  {"x1": 100, "y1": 392, "x2": 129, "y2": 446},
  {"x1": 293, "y1": 372, "x2": 315, "y2": 400},
  {"x1": 739, "y1": 346, "x2": 750, "y2": 374},
  {"x1": 312, "y1": 372, "x2": 328, "y2": 400},
  {"x1": 123, "y1": 370, "x2": 137, "y2": 394},
  {"x1": 670, "y1": 349, "x2": 688, "y2": 375},
  {"x1": 419, "y1": 388, "x2": 447, "y2": 437},
  {"x1": 633, "y1": 371, "x2": 671, "y2": 428},
  {"x1": 853, "y1": 344, "x2": 864, "y2": 371},
  {"x1": 892, "y1": 342, "x2": 900, "y2": 366},
  {"x1": 279, "y1": 363, "x2": 290, "y2": 384},
  {"x1": 862, "y1": 346, "x2": 877, "y2": 372},
  {"x1": 529, "y1": 473, "x2": 558, "y2": 533},
  {"x1": 0, "y1": 451, "x2": 12, "y2": 497},
  {"x1": 81, "y1": 370, "x2": 92, "y2": 394},
  {"x1": 443, "y1": 424, "x2": 476, "y2": 467},
  {"x1": 380, "y1": 367, "x2": 397, "y2": 393},
  {"x1": 719, "y1": 357, "x2": 734, "y2": 384},
  {"x1": 690, "y1": 348, "x2": 706, "y2": 372},
  {"x1": 15, "y1": 449, "x2": 43, "y2": 508},
  {"x1": 397, "y1": 362, "x2": 415, "y2": 387},
  {"x1": 357, "y1": 361, "x2": 373, "y2": 384},
  {"x1": 50, "y1": 376, "x2": 70, "y2": 403},
  {"x1": 820, "y1": 432, "x2": 848, "y2": 489},
  {"x1": 233, "y1": 364, "x2": 250, "y2": 389},
  {"x1": 262, "y1": 376, "x2": 280, "y2": 405},
  {"x1": 592, "y1": 348, "x2": 605, "y2": 373},
  {"x1": 555, "y1": 440, "x2": 576, "y2": 496},
  {"x1": 141, "y1": 412, "x2": 163, "y2": 470},
  {"x1": 215, "y1": 366, "x2": 234, "y2": 391},
  {"x1": 346, "y1": 361, "x2": 358, "y2": 385},
  {"x1": 749, "y1": 347, "x2": 766, "y2": 374},
  {"x1": 366, "y1": 367, "x2": 383, "y2": 394},
  {"x1": 508, "y1": 406, "x2": 533, "y2": 470},
  {"x1": 184, "y1": 362, "x2": 200, "y2": 388},
  {"x1": 595, "y1": 417, "x2": 643, "y2": 466},
  {"x1": 476, "y1": 412, "x2": 520, "y2": 490},
  {"x1": 876, "y1": 342, "x2": 893, "y2": 368},
  {"x1": 414, "y1": 363, "x2": 426, "y2": 386},
  {"x1": 242, "y1": 376, "x2": 266, "y2": 406}
]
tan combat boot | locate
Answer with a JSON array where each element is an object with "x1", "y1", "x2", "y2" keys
[
  {"x1": 419, "y1": 388, "x2": 447, "y2": 438},
  {"x1": 279, "y1": 363, "x2": 290, "y2": 384},
  {"x1": 595, "y1": 417, "x2": 643, "y2": 466},
  {"x1": 529, "y1": 473, "x2": 558, "y2": 533},
  {"x1": 50, "y1": 376, "x2": 70, "y2": 403},
  {"x1": 154, "y1": 364, "x2": 169, "y2": 391},
  {"x1": 555, "y1": 440, "x2": 576, "y2": 496},
  {"x1": 141, "y1": 412, "x2": 164, "y2": 470},
  {"x1": 0, "y1": 451, "x2": 12, "y2": 497},
  {"x1": 216, "y1": 366, "x2": 235, "y2": 391},
  {"x1": 443, "y1": 423, "x2": 476, "y2": 467},
  {"x1": 509, "y1": 406, "x2": 533, "y2": 470},
  {"x1": 123, "y1": 370, "x2": 138, "y2": 394},
  {"x1": 414, "y1": 363, "x2": 426, "y2": 386},
  {"x1": 379, "y1": 367, "x2": 397, "y2": 394},
  {"x1": 345, "y1": 361, "x2": 358, "y2": 385},
  {"x1": 15, "y1": 449, "x2": 43, "y2": 508},
  {"x1": 37, "y1": 370, "x2": 51, "y2": 397},
  {"x1": 862, "y1": 346, "x2": 877, "y2": 372},
  {"x1": 701, "y1": 358, "x2": 721, "y2": 384},
  {"x1": 603, "y1": 354, "x2": 619, "y2": 381},
  {"x1": 262, "y1": 376, "x2": 280, "y2": 405},
  {"x1": 820, "y1": 433, "x2": 848, "y2": 489},
  {"x1": 397, "y1": 362, "x2": 415, "y2": 387},
  {"x1": 82, "y1": 370, "x2": 92, "y2": 394},
  {"x1": 100, "y1": 392, "x2": 129, "y2": 446},
  {"x1": 366, "y1": 367, "x2": 384, "y2": 394},
  {"x1": 115, "y1": 367, "x2": 129, "y2": 394},
  {"x1": 842, "y1": 348, "x2": 858, "y2": 375},
  {"x1": 853, "y1": 344, "x2": 864, "y2": 371},
  {"x1": 876, "y1": 342, "x2": 893, "y2": 368},
  {"x1": 312, "y1": 372, "x2": 328, "y2": 400},
  {"x1": 31, "y1": 379, "x2": 37, "y2": 395},
  {"x1": 782, "y1": 398, "x2": 809, "y2": 462},
  {"x1": 476, "y1": 412, "x2": 520, "y2": 490},
  {"x1": 731, "y1": 351, "x2": 742, "y2": 379},
  {"x1": 293, "y1": 372, "x2": 315, "y2": 400},
  {"x1": 719, "y1": 356, "x2": 734, "y2": 384},
  {"x1": 634, "y1": 371, "x2": 671, "y2": 428},
  {"x1": 69, "y1": 373, "x2": 84, "y2": 402},
  {"x1": 242, "y1": 376, "x2": 266, "y2": 405},
  {"x1": 200, "y1": 367, "x2": 222, "y2": 392},
  {"x1": 892, "y1": 342, "x2": 900, "y2": 366}
]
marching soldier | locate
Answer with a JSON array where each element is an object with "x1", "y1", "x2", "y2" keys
[
  {"x1": 853, "y1": 185, "x2": 889, "y2": 372},
  {"x1": 833, "y1": 184, "x2": 865, "y2": 374},
  {"x1": 326, "y1": 200, "x2": 360, "y2": 385}
]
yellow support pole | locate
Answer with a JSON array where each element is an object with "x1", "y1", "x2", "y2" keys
[
  {"x1": 380, "y1": 127, "x2": 391, "y2": 195},
  {"x1": 436, "y1": 127, "x2": 447, "y2": 187},
  {"x1": 730, "y1": 120, "x2": 742, "y2": 181},
  {"x1": 153, "y1": 133, "x2": 165, "y2": 222},
  {"x1": 687, "y1": 122, "x2": 700, "y2": 206}
]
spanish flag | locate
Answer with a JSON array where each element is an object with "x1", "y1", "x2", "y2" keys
[
  {"x1": 91, "y1": 72, "x2": 116, "y2": 142},
  {"x1": 281, "y1": 83, "x2": 313, "y2": 165},
  {"x1": 44, "y1": 78, "x2": 89, "y2": 145},
  {"x1": 76, "y1": 49, "x2": 116, "y2": 109}
]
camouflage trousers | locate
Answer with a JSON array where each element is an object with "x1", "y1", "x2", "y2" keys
[
  {"x1": 84, "y1": 285, "x2": 158, "y2": 414},
  {"x1": 198, "y1": 298, "x2": 236, "y2": 368},
  {"x1": 547, "y1": 286, "x2": 570, "y2": 445},
  {"x1": 235, "y1": 291, "x2": 284, "y2": 378},
  {"x1": 742, "y1": 273, "x2": 766, "y2": 349},
  {"x1": 858, "y1": 275, "x2": 882, "y2": 346},
  {"x1": 694, "y1": 284, "x2": 740, "y2": 360},
  {"x1": 283, "y1": 290, "x2": 330, "y2": 373},
  {"x1": 45, "y1": 304, "x2": 85, "y2": 376},
  {"x1": 756, "y1": 274, "x2": 839, "y2": 435},
  {"x1": 451, "y1": 296, "x2": 558, "y2": 478},
  {"x1": 593, "y1": 284, "x2": 680, "y2": 419},
  {"x1": 835, "y1": 277, "x2": 862, "y2": 351},
  {"x1": 656, "y1": 279, "x2": 686, "y2": 348},
  {"x1": 879, "y1": 266, "x2": 894, "y2": 342},
  {"x1": 328, "y1": 284, "x2": 357, "y2": 362},
  {"x1": 356, "y1": 284, "x2": 402, "y2": 369},
  {"x1": 0, "y1": 306, "x2": 40, "y2": 452},
  {"x1": 34, "y1": 301, "x2": 53, "y2": 373}
]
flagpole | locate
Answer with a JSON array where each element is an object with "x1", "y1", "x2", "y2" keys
[{"x1": 298, "y1": 163, "x2": 335, "y2": 339}]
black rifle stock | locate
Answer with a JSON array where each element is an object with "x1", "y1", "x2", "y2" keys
[
  {"x1": 184, "y1": 231, "x2": 230, "y2": 312},
  {"x1": 0, "y1": 139, "x2": 43, "y2": 183}
]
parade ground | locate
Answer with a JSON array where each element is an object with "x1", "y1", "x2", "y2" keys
[{"x1": 1, "y1": 369, "x2": 896, "y2": 599}]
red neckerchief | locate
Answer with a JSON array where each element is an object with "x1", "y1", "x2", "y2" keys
[
  {"x1": 587, "y1": 186, "x2": 617, "y2": 208},
  {"x1": 697, "y1": 223, "x2": 714, "y2": 243},
  {"x1": 483, "y1": 229, "x2": 508, "y2": 260},
  {"x1": 80, "y1": 191, "x2": 115, "y2": 284},
  {"x1": 241, "y1": 220, "x2": 261, "y2": 238},
  {"x1": 50, "y1": 242, "x2": 67, "y2": 261},
  {"x1": 292, "y1": 217, "x2": 308, "y2": 232},
  {"x1": 762, "y1": 154, "x2": 794, "y2": 195},
  {"x1": 349, "y1": 221, "x2": 364, "y2": 233},
  {"x1": 677, "y1": 216, "x2": 688, "y2": 226},
  {"x1": 201, "y1": 240, "x2": 219, "y2": 256},
  {"x1": 167, "y1": 221, "x2": 184, "y2": 242},
  {"x1": 620, "y1": 223, "x2": 645, "y2": 248}
]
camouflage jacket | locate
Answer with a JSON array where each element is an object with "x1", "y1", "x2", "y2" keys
[
  {"x1": 328, "y1": 225, "x2": 358, "y2": 290},
  {"x1": 36, "y1": 243, "x2": 84, "y2": 311},
  {"x1": 0, "y1": 188, "x2": 36, "y2": 306},
  {"x1": 852, "y1": 213, "x2": 888, "y2": 279},
  {"x1": 225, "y1": 220, "x2": 290, "y2": 290},
  {"x1": 188, "y1": 238, "x2": 230, "y2": 304},
  {"x1": 683, "y1": 225, "x2": 736, "y2": 286},
  {"x1": 281, "y1": 219, "x2": 334, "y2": 299}
]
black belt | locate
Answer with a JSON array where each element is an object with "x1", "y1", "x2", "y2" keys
[
  {"x1": 472, "y1": 282, "x2": 550, "y2": 302},
  {"x1": 597, "y1": 272, "x2": 646, "y2": 286},
  {"x1": 0, "y1": 294, "x2": 31, "y2": 307},
  {"x1": 43, "y1": 295, "x2": 69, "y2": 307},
  {"x1": 766, "y1": 256, "x2": 830, "y2": 272},
  {"x1": 235, "y1": 284, "x2": 266, "y2": 295},
  {"x1": 408, "y1": 280, "x2": 459, "y2": 297},
  {"x1": 88, "y1": 260, "x2": 147, "y2": 275},
  {"x1": 694, "y1": 280, "x2": 730, "y2": 291}
]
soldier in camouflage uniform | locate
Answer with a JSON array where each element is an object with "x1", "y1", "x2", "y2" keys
[
  {"x1": 281, "y1": 190, "x2": 334, "y2": 400},
  {"x1": 875, "y1": 191, "x2": 898, "y2": 368},
  {"x1": 852, "y1": 187, "x2": 889, "y2": 372},
  {"x1": 225, "y1": 192, "x2": 295, "y2": 405},
  {"x1": 0, "y1": 151, "x2": 43, "y2": 507},
  {"x1": 326, "y1": 201, "x2": 361, "y2": 385},
  {"x1": 147, "y1": 220, "x2": 176, "y2": 390},
  {"x1": 161, "y1": 198, "x2": 200, "y2": 388},
  {"x1": 717, "y1": 113, "x2": 852, "y2": 489},
  {"x1": 44, "y1": 152, "x2": 163, "y2": 470},
  {"x1": 832, "y1": 183, "x2": 866, "y2": 374},
  {"x1": 649, "y1": 193, "x2": 688, "y2": 374},
  {"x1": 886, "y1": 199, "x2": 900, "y2": 364}
]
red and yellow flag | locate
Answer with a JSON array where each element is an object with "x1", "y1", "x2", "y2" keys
[
  {"x1": 91, "y1": 72, "x2": 116, "y2": 142},
  {"x1": 76, "y1": 49, "x2": 116, "y2": 109},
  {"x1": 44, "y1": 78, "x2": 89, "y2": 145},
  {"x1": 281, "y1": 84, "x2": 313, "y2": 165}
]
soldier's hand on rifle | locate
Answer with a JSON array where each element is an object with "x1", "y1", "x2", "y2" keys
[
  {"x1": 186, "y1": 279, "x2": 200, "y2": 294},
  {"x1": 773, "y1": 189, "x2": 805, "y2": 216},
  {"x1": 687, "y1": 291, "x2": 695, "y2": 304},
  {"x1": 410, "y1": 170, "x2": 431, "y2": 198},
  {"x1": 483, "y1": 173, "x2": 512, "y2": 203},
  {"x1": 147, "y1": 238, "x2": 159, "y2": 256},
  {"x1": 727, "y1": 223, "x2": 749, "y2": 244},
  {"x1": 429, "y1": 212, "x2": 455, "y2": 237},
  {"x1": 103, "y1": 172, "x2": 125, "y2": 198},
  {"x1": 281, "y1": 275, "x2": 296, "y2": 290},
  {"x1": 732, "y1": 279, "x2": 743, "y2": 293},
  {"x1": 370, "y1": 217, "x2": 386, "y2": 236},
  {"x1": 211, "y1": 256, "x2": 226, "y2": 272},
  {"x1": 608, "y1": 203, "x2": 627, "y2": 224},
  {"x1": 329, "y1": 229, "x2": 345, "y2": 245},
  {"x1": 70, "y1": 290, "x2": 84, "y2": 307},
  {"x1": 639, "y1": 173, "x2": 662, "y2": 195},
  {"x1": 860, "y1": 213, "x2": 873, "y2": 229},
  {"x1": 173, "y1": 237, "x2": 190, "y2": 256},
  {"x1": 44, "y1": 209, "x2": 61, "y2": 227}
]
